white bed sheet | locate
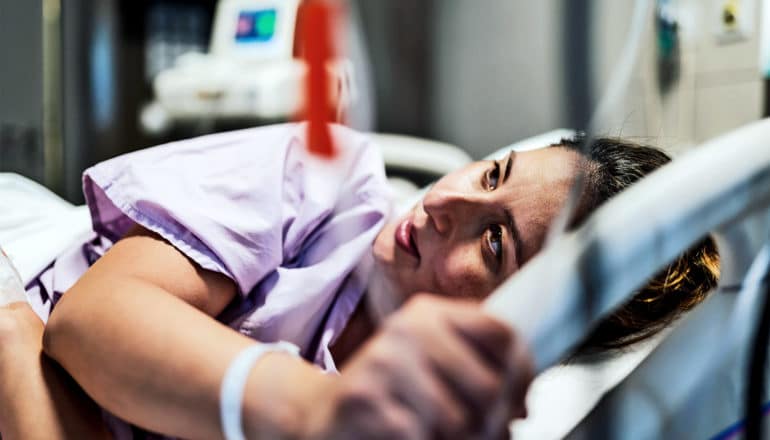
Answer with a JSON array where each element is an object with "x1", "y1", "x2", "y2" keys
[{"x1": 0, "y1": 173, "x2": 92, "y2": 285}]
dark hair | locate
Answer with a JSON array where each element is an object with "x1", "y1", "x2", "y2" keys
[{"x1": 555, "y1": 136, "x2": 720, "y2": 354}]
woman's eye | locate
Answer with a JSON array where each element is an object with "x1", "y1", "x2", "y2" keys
[
  {"x1": 485, "y1": 161, "x2": 500, "y2": 190},
  {"x1": 486, "y1": 224, "x2": 503, "y2": 262}
]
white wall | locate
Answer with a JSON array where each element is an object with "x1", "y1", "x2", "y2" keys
[
  {"x1": 428, "y1": 0, "x2": 765, "y2": 157},
  {"x1": 591, "y1": 0, "x2": 764, "y2": 154},
  {"x1": 429, "y1": 0, "x2": 568, "y2": 158}
]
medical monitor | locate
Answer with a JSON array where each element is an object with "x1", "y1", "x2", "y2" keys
[
  {"x1": 210, "y1": 0, "x2": 300, "y2": 62},
  {"x1": 235, "y1": 9, "x2": 277, "y2": 43}
]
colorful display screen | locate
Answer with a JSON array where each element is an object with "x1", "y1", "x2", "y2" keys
[{"x1": 235, "y1": 9, "x2": 277, "y2": 43}]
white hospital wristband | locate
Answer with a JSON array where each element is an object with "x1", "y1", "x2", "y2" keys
[{"x1": 220, "y1": 341, "x2": 300, "y2": 440}]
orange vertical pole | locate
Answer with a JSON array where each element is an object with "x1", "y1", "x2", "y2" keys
[{"x1": 298, "y1": 0, "x2": 336, "y2": 158}]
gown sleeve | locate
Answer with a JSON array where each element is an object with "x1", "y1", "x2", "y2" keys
[{"x1": 82, "y1": 123, "x2": 390, "y2": 296}]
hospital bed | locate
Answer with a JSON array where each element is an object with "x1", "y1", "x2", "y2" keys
[
  {"x1": 2, "y1": 121, "x2": 769, "y2": 438},
  {"x1": 561, "y1": 119, "x2": 770, "y2": 438},
  {"x1": 483, "y1": 118, "x2": 770, "y2": 438}
]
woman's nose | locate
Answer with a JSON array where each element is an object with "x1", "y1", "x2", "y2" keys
[{"x1": 422, "y1": 187, "x2": 484, "y2": 235}]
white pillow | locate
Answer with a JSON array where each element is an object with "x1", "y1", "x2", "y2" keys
[{"x1": 487, "y1": 128, "x2": 576, "y2": 158}]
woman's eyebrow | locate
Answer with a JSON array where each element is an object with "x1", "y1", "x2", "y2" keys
[
  {"x1": 503, "y1": 207, "x2": 521, "y2": 269},
  {"x1": 503, "y1": 150, "x2": 515, "y2": 183},
  {"x1": 500, "y1": 151, "x2": 521, "y2": 268}
]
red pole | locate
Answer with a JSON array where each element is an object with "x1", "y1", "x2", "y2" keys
[{"x1": 299, "y1": 0, "x2": 336, "y2": 158}]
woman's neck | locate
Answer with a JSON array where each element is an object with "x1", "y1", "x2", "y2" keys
[{"x1": 329, "y1": 294, "x2": 376, "y2": 369}]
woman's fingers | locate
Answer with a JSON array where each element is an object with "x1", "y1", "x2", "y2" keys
[
  {"x1": 315, "y1": 363, "x2": 425, "y2": 440},
  {"x1": 388, "y1": 343, "x2": 470, "y2": 439},
  {"x1": 320, "y1": 293, "x2": 534, "y2": 440},
  {"x1": 447, "y1": 305, "x2": 516, "y2": 370},
  {"x1": 389, "y1": 294, "x2": 533, "y2": 435},
  {"x1": 423, "y1": 320, "x2": 504, "y2": 423}
]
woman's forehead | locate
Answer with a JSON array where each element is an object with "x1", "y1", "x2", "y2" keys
[
  {"x1": 510, "y1": 147, "x2": 581, "y2": 181},
  {"x1": 502, "y1": 148, "x2": 580, "y2": 263}
]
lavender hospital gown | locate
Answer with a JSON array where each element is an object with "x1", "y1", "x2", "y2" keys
[{"x1": 24, "y1": 123, "x2": 392, "y2": 437}]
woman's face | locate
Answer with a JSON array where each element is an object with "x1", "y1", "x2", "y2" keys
[{"x1": 372, "y1": 147, "x2": 581, "y2": 304}]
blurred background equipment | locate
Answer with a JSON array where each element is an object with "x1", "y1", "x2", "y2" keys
[
  {"x1": 3, "y1": 0, "x2": 768, "y2": 203},
  {"x1": 148, "y1": 0, "x2": 355, "y2": 131}
]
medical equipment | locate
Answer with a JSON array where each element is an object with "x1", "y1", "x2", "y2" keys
[
  {"x1": 483, "y1": 118, "x2": 770, "y2": 438},
  {"x1": 149, "y1": 0, "x2": 355, "y2": 125},
  {"x1": 210, "y1": 0, "x2": 298, "y2": 62}
]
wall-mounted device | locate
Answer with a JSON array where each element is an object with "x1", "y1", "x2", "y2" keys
[{"x1": 714, "y1": 0, "x2": 756, "y2": 44}]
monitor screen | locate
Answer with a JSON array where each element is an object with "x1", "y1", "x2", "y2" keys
[{"x1": 235, "y1": 9, "x2": 277, "y2": 43}]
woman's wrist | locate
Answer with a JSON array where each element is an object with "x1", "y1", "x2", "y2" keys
[{"x1": 241, "y1": 352, "x2": 333, "y2": 440}]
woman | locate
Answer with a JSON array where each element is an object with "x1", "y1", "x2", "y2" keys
[{"x1": 0, "y1": 124, "x2": 718, "y2": 439}]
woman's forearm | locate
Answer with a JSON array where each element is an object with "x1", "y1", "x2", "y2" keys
[
  {"x1": 38, "y1": 226, "x2": 535, "y2": 439},
  {"x1": 43, "y1": 274, "x2": 323, "y2": 440}
]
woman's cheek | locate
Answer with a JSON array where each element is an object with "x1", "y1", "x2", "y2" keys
[{"x1": 434, "y1": 248, "x2": 487, "y2": 298}]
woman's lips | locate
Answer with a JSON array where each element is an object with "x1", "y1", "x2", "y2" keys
[{"x1": 395, "y1": 219, "x2": 420, "y2": 260}]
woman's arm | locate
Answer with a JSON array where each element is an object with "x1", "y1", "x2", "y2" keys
[
  {"x1": 44, "y1": 226, "x2": 534, "y2": 439},
  {"x1": 42, "y1": 227, "x2": 325, "y2": 439},
  {"x1": 0, "y1": 302, "x2": 112, "y2": 440}
]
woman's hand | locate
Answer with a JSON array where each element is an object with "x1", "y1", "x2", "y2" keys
[{"x1": 303, "y1": 294, "x2": 534, "y2": 440}]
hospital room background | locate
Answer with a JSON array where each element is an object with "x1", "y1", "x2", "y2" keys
[
  {"x1": 2, "y1": 0, "x2": 767, "y2": 203},
  {"x1": 3, "y1": 0, "x2": 770, "y2": 439}
]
